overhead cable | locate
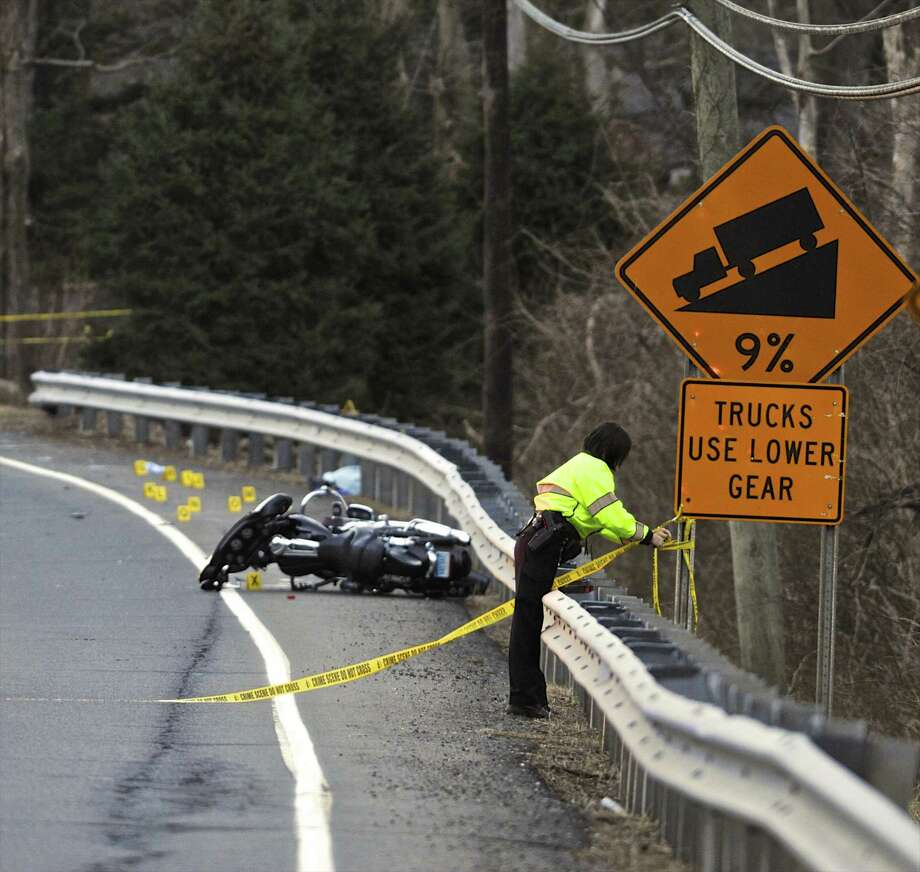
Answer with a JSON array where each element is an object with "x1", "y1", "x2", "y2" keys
[
  {"x1": 677, "y1": 6, "x2": 920, "y2": 98},
  {"x1": 512, "y1": 0, "x2": 681, "y2": 44},
  {"x1": 512, "y1": 0, "x2": 920, "y2": 99},
  {"x1": 711, "y1": 0, "x2": 920, "y2": 35}
]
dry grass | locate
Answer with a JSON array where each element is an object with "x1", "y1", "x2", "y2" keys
[
  {"x1": 469, "y1": 590, "x2": 688, "y2": 872},
  {"x1": 0, "y1": 403, "x2": 60, "y2": 434}
]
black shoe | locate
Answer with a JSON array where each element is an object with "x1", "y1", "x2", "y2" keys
[{"x1": 507, "y1": 703, "x2": 550, "y2": 719}]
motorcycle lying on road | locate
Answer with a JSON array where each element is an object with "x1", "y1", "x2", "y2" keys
[{"x1": 198, "y1": 485, "x2": 488, "y2": 598}]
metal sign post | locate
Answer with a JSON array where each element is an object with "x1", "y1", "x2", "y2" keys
[
  {"x1": 673, "y1": 512, "x2": 696, "y2": 631},
  {"x1": 816, "y1": 366, "x2": 844, "y2": 716},
  {"x1": 674, "y1": 362, "x2": 697, "y2": 632}
]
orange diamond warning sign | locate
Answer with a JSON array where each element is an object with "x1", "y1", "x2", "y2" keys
[
  {"x1": 676, "y1": 380, "x2": 848, "y2": 525},
  {"x1": 616, "y1": 126, "x2": 917, "y2": 383}
]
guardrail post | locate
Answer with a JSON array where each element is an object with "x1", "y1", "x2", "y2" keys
[
  {"x1": 375, "y1": 464, "x2": 391, "y2": 508},
  {"x1": 748, "y1": 827, "x2": 772, "y2": 872},
  {"x1": 191, "y1": 424, "x2": 208, "y2": 457},
  {"x1": 685, "y1": 800, "x2": 702, "y2": 869},
  {"x1": 132, "y1": 378, "x2": 153, "y2": 445},
  {"x1": 105, "y1": 411, "x2": 122, "y2": 437},
  {"x1": 134, "y1": 415, "x2": 150, "y2": 443},
  {"x1": 698, "y1": 807, "x2": 718, "y2": 872},
  {"x1": 247, "y1": 432, "x2": 264, "y2": 467},
  {"x1": 220, "y1": 429, "x2": 239, "y2": 462},
  {"x1": 359, "y1": 459, "x2": 376, "y2": 500},
  {"x1": 724, "y1": 818, "x2": 744, "y2": 872},
  {"x1": 79, "y1": 407, "x2": 97, "y2": 434},
  {"x1": 298, "y1": 444, "x2": 315, "y2": 480},
  {"x1": 274, "y1": 438, "x2": 293, "y2": 471},
  {"x1": 392, "y1": 468, "x2": 403, "y2": 509},
  {"x1": 164, "y1": 420, "x2": 181, "y2": 449},
  {"x1": 318, "y1": 449, "x2": 339, "y2": 478}
]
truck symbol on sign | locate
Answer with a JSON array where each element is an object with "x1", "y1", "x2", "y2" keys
[{"x1": 673, "y1": 187, "x2": 824, "y2": 302}]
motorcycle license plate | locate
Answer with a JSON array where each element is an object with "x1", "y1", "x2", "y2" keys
[{"x1": 434, "y1": 551, "x2": 451, "y2": 578}]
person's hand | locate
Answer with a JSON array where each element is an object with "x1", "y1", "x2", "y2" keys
[{"x1": 651, "y1": 526, "x2": 671, "y2": 548}]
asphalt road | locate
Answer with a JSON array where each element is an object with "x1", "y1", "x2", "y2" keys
[{"x1": 0, "y1": 430, "x2": 590, "y2": 872}]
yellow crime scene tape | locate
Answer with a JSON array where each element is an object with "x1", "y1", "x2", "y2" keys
[
  {"x1": 164, "y1": 514, "x2": 692, "y2": 704},
  {"x1": 651, "y1": 518, "x2": 698, "y2": 628},
  {"x1": 0, "y1": 308, "x2": 132, "y2": 323},
  {"x1": 0, "y1": 336, "x2": 92, "y2": 345}
]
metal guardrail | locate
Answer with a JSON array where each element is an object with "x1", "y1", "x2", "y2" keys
[
  {"x1": 28, "y1": 370, "x2": 920, "y2": 872},
  {"x1": 541, "y1": 593, "x2": 919, "y2": 872},
  {"x1": 28, "y1": 370, "x2": 517, "y2": 584}
]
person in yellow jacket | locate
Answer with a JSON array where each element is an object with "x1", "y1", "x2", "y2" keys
[{"x1": 508, "y1": 422, "x2": 670, "y2": 718}]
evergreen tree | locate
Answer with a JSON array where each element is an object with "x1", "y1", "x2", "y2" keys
[
  {"x1": 509, "y1": 50, "x2": 619, "y2": 293},
  {"x1": 457, "y1": 43, "x2": 620, "y2": 301},
  {"x1": 85, "y1": 0, "x2": 474, "y2": 424}
]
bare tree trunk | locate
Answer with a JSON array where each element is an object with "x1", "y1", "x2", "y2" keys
[
  {"x1": 506, "y1": 0, "x2": 527, "y2": 74},
  {"x1": 380, "y1": 0, "x2": 410, "y2": 23},
  {"x1": 794, "y1": 0, "x2": 818, "y2": 156},
  {"x1": 690, "y1": 1, "x2": 740, "y2": 177},
  {"x1": 690, "y1": 0, "x2": 786, "y2": 690},
  {"x1": 482, "y1": 0, "x2": 514, "y2": 476},
  {"x1": 435, "y1": 0, "x2": 475, "y2": 160},
  {"x1": 767, "y1": 0, "x2": 818, "y2": 160},
  {"x1": 0, "y1": 0, "x2": 38, "y2": 387},
  {"x1": 582, "y1": 0, "x2": 608, "y2": 111},
  {"x1": 883, "y1": 23, "x2": 919, "y2": 263},
  {"x1": 765, "y1": 0, "x2": 818, "y2": 156}
]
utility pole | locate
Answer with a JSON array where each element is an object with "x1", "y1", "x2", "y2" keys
[
  {"x1": 0, "y1": 0, "x2": 39, "y2": 386},
  {"x1": 689, "y1": 0, "x2": 786, "y2": 690},
  {"x1": 481, "y1": 0, "x2": 514, "y2": 477}
]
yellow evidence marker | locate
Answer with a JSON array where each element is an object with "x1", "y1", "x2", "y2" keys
[
  {"x1": 143, "y1": 481, "x2": 157, "y2": 499},
  {"x1": 227, "y1": 495, "x2": 242, "y2": 512},
  {"x1": 241, "y1": 485, "x2": 256, "y2": 503},
  {"x1": 181, "y1": 470, "x2": 194, "y2": 487},
  {"x1": 164, "y1": 465, "x2": 177, "y2": 482},
  {"x1": 187, "y1": 496, "x2": 202, "y2": 513},
  {"x1": 192, "y1": 472, "x2": 205, "y2": 489},
  {"x1": 134, "y1": 460, "x2": 148, "y2": 476},
  {"x1": 154, "y1": 486, "x2": 168, "y2": 503},
  {"x1": 177, "y1": 505, "x2": 191, "y2": 522},
  {"x1": 245, "y1": 571, "x2": 262, "y2": 591}
]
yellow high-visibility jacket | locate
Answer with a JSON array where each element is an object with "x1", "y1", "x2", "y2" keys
[{"x1": 533, "y1": 452, "x2": 647, "y2": 544}]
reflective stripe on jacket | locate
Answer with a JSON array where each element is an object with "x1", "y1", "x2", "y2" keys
[{"x1": 533, "y1": 452, "x2": 646, "y2": 544}]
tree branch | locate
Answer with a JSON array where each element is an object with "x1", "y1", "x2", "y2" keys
[
  {"x1": 808, "y1": 0, "x2": 897, "y2": 59},
  {"x1": 28, "y1": 48, "x2": 177, "y2": 73}
]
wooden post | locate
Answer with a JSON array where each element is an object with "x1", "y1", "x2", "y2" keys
[
  {"x1": 689, "y1": 0, "x2": 785, "y2": 687},
  {"x1": 0, "y1": 0, "x2": 40, "y2": 386},
  {"x1": 482, "y1": 0, "x2": 514, "y2": 477}
]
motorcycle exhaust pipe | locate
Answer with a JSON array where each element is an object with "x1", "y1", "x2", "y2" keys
[{"x1": 269, "y1": 535, "x2": 321, "y2": 559}]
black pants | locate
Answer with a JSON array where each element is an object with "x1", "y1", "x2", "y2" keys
[{"x1": 508, "y1": 524, "x2": 564, "y2": 709}]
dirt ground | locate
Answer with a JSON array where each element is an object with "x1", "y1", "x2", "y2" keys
[
  {"x1": 469, "y1": 592, "x2": 689, "y2": 872},
  {"x1": 0, "y1": 403, "x2": 59, "y2": 434}
]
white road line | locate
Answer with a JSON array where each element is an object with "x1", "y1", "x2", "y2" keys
[{"x1": 0, "y1": 455, "x2": 334, "y2": 872}]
